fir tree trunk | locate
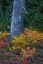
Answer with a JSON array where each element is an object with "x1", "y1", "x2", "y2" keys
[{"x1": 9, "y1": 0, "x2": 25, "y2": 40}]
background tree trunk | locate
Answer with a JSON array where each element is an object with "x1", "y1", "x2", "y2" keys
[{"x1": 9, "y1": 0, "x2": 25, "y2": 40}]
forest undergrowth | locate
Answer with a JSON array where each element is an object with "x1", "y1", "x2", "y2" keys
[{"x1": 0, "y1": 28, "x2": 43, "y2": 64}]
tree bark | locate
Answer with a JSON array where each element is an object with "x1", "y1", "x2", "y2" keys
[{"x1": 9, "y1": 0, "x2": 25, "y2": 40}]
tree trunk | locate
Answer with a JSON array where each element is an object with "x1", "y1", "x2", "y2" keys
[{"x1": 9, "y1": 0, "x2": 25, "y2": 40}]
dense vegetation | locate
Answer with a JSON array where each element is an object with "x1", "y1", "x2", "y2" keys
[
  {"x1": 0, "y1": 0, "x2": 43, "y2": 31},
  {"x1": 0, "y1": 0, "x2": 43, "y2": 64},
  {"x1": 0, "y1": 29, "x2": 43, "y2": 64}
]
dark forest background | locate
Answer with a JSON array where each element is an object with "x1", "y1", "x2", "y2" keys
[{"x1": 0, "y1": 0, "x2": 43, "y2": 32}]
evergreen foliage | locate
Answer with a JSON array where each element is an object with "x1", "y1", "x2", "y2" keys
[{"x1": 0, "y1": 0, "x2": 43, "y2": 32}]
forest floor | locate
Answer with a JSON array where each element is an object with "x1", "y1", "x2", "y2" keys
[
  {"x1": 0, "y1": 29, "x2": 43, "y2": 64},
  {"x1": 0, "y1": 48, "x2": 43, "y2": 64}
]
